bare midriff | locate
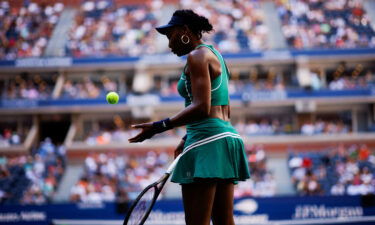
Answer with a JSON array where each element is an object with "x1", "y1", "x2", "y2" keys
[{"x1": 209, "y1": 105, "x2": 230, "y2": 121}]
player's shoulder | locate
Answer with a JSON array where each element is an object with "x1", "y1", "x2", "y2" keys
[{"x1": 187, "y1": 46, "x2": 211, "y2": 65}]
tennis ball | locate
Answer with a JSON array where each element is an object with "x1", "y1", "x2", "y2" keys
[{"x1": 106, "y1": 91, "x2": 119, "y2": 104}]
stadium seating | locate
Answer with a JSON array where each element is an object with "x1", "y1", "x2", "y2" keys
[
  {"x1": 0, "y1": 1, "x2": 64, "y2": 59},
  {"x1": 0, "y1": 0, "x2": 374, "y2": 208},
  {"x1": 288, "y1": 144, "x2": 375, "y2": 196},
  {"x1": 0, "y1": 138, "x2": 66, "y2": 204},
  {"x1": 65, "y1": 1, "x2": 160, "y2": 57},
  {"x1": 0, "y1": 128, "x2": 22, "y2": 147},
  {"x1": 1, "y1": 0, "x2": 375, "y2": 60},
  {"x1": 64, "y1": 0, "x2": 269, "y2": 57},
  {"x1": 180, "y1": 0, "x2": 269, "y2": 52},
  {"x1": 0, "y1": 73, "x2": 56, "y2": 100},
  {"x1": 276, "y1": 0, "x2": 375, "y2": 49},
  {"x1": 69, "y1": 146, "x2": 276, "y2": 203},
  {"x1": 61, "y1": 75, "x2": 118, "y2": 99},
  {"x1": 235, "y1": 145, "x2": 276, "y2": 197},
  {"x1": 70, "y1": 151, "x2": 171, "y2": 203},
  {"x1": 0, "y1": 155, "x2": 29, "y2": 204}
]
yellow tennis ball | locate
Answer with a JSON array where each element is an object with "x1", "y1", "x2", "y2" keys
[{"x1": 106, "y1": 92, "x2": 119, "y2": 104}]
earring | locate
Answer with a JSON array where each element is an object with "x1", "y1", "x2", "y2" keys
[{"x1": 181, "y1": 34, "x2": 190, "y2": 44}]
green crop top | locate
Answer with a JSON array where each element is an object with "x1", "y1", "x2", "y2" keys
[{"x1": 177, "y1": 44, "x2": 230, "y2": 107}]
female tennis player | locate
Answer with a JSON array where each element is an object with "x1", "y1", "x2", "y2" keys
[{"x1": 129, "y1": 9, "x2": 250, "y2": 225}]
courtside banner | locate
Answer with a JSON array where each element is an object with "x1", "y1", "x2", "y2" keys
[{"x1": 0, "y1": 195, "x2": 374, "y2": 225}]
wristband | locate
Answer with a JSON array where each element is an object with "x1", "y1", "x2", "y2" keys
[{"x1": 152, "y1": 118, "x2": 173, "y2": 133}]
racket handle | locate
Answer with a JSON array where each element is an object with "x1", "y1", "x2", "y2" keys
[{"x1": 166, "y1": 154, "x2": 182, "y2": 174}]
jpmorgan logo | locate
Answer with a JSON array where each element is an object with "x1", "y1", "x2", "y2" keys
[{"x1": 234, "y1": 199, "x2": 258, "y2": 214}]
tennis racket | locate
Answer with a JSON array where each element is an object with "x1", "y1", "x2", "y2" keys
[{"x1": 123, "y1": 153, "x2": 182, "y2": 225}]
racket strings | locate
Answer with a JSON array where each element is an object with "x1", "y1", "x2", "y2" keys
[{"x1": 128, "y1": 187, "x2": 156, "y2": 225}]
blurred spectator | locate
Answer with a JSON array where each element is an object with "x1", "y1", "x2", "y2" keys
[
  {"x1": 70, "y1": 151, "x2": 171, "y2": 203},
  {"x1": 277, "y1": 0, "x2": 375, "y2": 49},
  {"x1": 0, "y1": 138, "x2": 66, "y2": 204},
  {"x1": 235, "y1": 118, "x2": 293, "y2": 136},
  {"x1": 1, "y1": 74, "x2": 55, "y2": 100},
  {"x1": 234, "y1": 117, "x2": 352, "y2": 136},
  {"x1": 66, "y1": 1, "x2": 160, "y2": 57},
  {"x1": 61, "y1": 75, "x2": 118, "y2": 99},
  {"x1": 66, "y1": 0, "x2": 268, "y2": 57},
  {"x1": 289, "y1": 143, "x2": 375, "y2": 196},
  {"x1": 312, "y1": 64, "x2": 374, "y2": 90},
  {"x1": 301, "y1": 119, "x2": 350, "y2": 135},
  {"x1": 0, "y1": 1, "x2": 64, "y2": 59},
  {"x1": 150, "y1": 77, "x2": 179, "y2": 96},
  {"x1": 81, "y1": 116, "x2": 353, "y2": 143},
  {"x1": 0, "y1": 128, "x2": 22, "y2": 147},
  {"x1": 330, "y1": 180, "x2": 346, "y2": 195},
  {"x1": 21, "y1": 138, "x2": 66, "y2": 204},
  {"x1": 235, "y1": 145, "x2": 276, "y2": 197},
  {"x1": 329, "y1": 75, "x2": 371, "y2": 90},
  {"x1": 85, "y1": 128, "x2": 134, "y2": 145},
  {"x1": 365, "y1": 70, "x2": 375, "y2": 85},
  {"x1": 84, "y1": 124, "x2": 185, "y2": 145},
  {"x1": 229, "y1": 74, "x2": 287, "y2": 95},
  {"x1": 0, "y1": 155, "x2": 29, "y2": 204},
  {"x1": 72, "y1": 148, "x2": 276, "y2": 202},
  {"x1": 180, "y1": 0, "x2": 268, "y2": 52}
]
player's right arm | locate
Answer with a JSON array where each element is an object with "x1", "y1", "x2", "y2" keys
[
  {"x1": 128, "y1": 48, "x2": 211, "y2": 143},
  {"x1": 169, "y1": 48, "x2": 211, "y2": 127}
]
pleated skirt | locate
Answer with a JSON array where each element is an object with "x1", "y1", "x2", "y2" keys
[{"x1": 171, "y1": 118, "x2": 250, "y2": 184}]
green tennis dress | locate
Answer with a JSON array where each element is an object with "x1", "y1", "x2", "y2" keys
[{"x1": 171, "y1": 43, "x2": 250, "y2": 184}]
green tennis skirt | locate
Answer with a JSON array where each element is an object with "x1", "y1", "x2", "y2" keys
[{"x1": 171, "y1": 118, "x2": 250, "y2": 184}]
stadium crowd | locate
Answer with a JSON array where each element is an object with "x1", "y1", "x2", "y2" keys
[
  {"x1": 65, "y1": 0, "x2": 160, "y2": 57},
  {"x1": 1, "y1": 0, "x2": 375, "y2": 60},
  {"x1": 328, "y1": 69, "x2": 375, "y2": 90},
  {"x1": 288, "y1": 143, "x2": 374, "y2": 196},
  {"x1": 69, "y1": 145, "x2": 276, "y2": 204},
  {"x1": 1, "y1": 139, "x2": 373, "y2": 204},
  {"x1": 235, "y1": 145, "x2": 277, "y2": 197},
  {"x1": 61, "y1": 75, "x2": 118, "y2": 99},
  {"x1": 0, "y1": 138, "x2": 66, "y2": 204},
  {"x1": 84, "y1": 128, "x2": 186, "y2": 145},
  {"x1": 300, "y1": 119, "x2": 351, "y2": 135},
  {"x1": 0, "y1": 1, "x2": 64, "y2": 59},
  {"x1": 179, "y1": 0, "x2": 269, "y2": 52},
  {"x1": 1, "y1": 74, "x2": 55, "y2": 100},
  {"x1": 65, "y1": 0, "x2": 269, "y2": 57},
  {"x1": 70, "y1": 151, "x2": 171, "y2": 203},
  {"x1": 236, "y1": 118, "x2": 351, "y2": 136},
  {"x1": 277, "y1": 0, "x2": 375, "y2": 49},
  {"x1": 79, "y1": 116, "x2": 352, "y2": 143},
  {"x1": 0, "y1": 66, "x2": 373, "y2": 101},
  {"x1": 83, "y1": 119, "x2": 185, "y2": 145},
  {"x1": 0, "y1": 128, "x2": 22, "y2": 147},
  {"x1": 235, "y1": 118, "x2": 293, "y2": 136}
]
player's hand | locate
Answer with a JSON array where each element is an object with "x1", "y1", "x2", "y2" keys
[
  {"x1": 128, "y1": 122, "x2": 157, "y2": 143},
  {"x1": 174, "y1": 139, "x2": 185, "y2": 159}
]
